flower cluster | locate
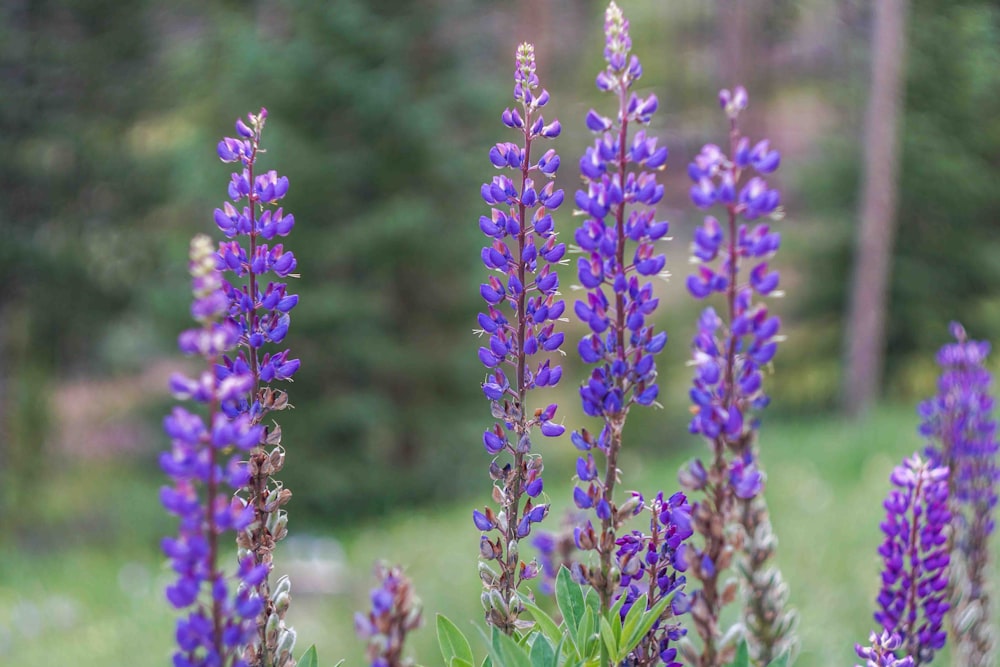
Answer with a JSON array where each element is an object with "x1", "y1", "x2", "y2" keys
[
  {"x1": 855, "y1": 631, "x2": 915, "y2": 667},
  {"x1": 475, "y1": 42, "x2": 565, "y2": 633},
  {"x1": 686, "y1": 86, "x2": 782, "y2": 449},
  {"x1": 355, "y1": 564, "x2": 423, "y2": 667},
  {"x1": 161, "y1": 235, "x2": 269, "y2": 667},
  {"x1": 875, "y1": 454, "x2": 951, "y2": 665},
  {"x1": 570, "y1": 0, "x2": 670, "y2": 613},
  {"x1": 614, "y1": 492, "x2": 693, "y2": 667},
  {"x1": 215, "y1": 108, "x2": 299, "y2": 667},
  {"x1": 919, "y1": 322, "x2": 998, "y2": 666},
  {"x1": 679, "y1": 86, "x2": 795, "y2": 667}
]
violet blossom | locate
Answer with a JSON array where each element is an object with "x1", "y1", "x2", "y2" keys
[
  {"x1": 161, "y1": 234, "x2": 269, "y2": 667},
  {"x1": 875, "y1": 454, "x2": 951, "y2": 665},
  {"x1": 474, "y1": 42, "x2": 564, "y2": 634},
  {"x1": 215, "y1": 108, "x2": 299, "y2": 667},
  {"x1": 614, "y1": 492, "x2": 693, "y2": 667},
  {"x1": 919, "y1": 322, "x2": 998, "y2": 666},
  {"x1": 355, "y1": 563, "x2": 423, "y2": 667},
  {"x1": 679, "y1": 86, "x2": 795, "y2": 667},
  {"x1": 855, "y1": 631, "x2": 915, "y2": 667},
  {"x1": 570, "y1": 0, "x2": 670, "y2": 615}
]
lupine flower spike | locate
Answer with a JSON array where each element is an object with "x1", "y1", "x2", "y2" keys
[
  {"x1": 161, "y1": 235, "x2": 268, "y2": 667},
  {"x1": 919, "y1": 323, "x2": 998, "y2": 667},
  {"x1": 355, "y1": 563, "x2": 423, "y2": 667},
  {"x1": 678, "y1": 85, "x2": 794, "y2": 667},
  {"x1": 474, "y1": 42, "x2": 565, "y2": 633},
  {"x1": 570, "y1": 0, "x2": 670, "y2": 617},
  {"x1": 875, "y1": 454, "x2": 951, "y2": 666},
  {"x1": 856, "y1": 631, "x2": 916, "y2": 667},
  {"x1": 614, "y1": 492, "x2": 693, "y2": 667},
  {"x1": 216, "y1": 109, "x2": 300, "y2": 667}
]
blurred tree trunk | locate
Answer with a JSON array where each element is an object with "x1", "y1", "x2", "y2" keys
[{"x1": 842, "y1": 0, "x2": 909, "y2": 417}]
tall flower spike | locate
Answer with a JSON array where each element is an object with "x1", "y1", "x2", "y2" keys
[
  {"x1": 875, "y1": 454, "x2": 951, "y2": 666},
  {"x1": 162, "y1": 235, "x2": 268, "y2": 667},
  {"x1": 679, "y1": 86, "x2": 795, "y2": 667},
  {"x1": 919, "y1": 323, "x2": 998, "y2": 667},
  {"x1": 571, "y1": 0, "x2": 670, "y2": 618},
  {"x1": 355, "y1": 563, "x2": 423, "y2": 667},
  {"x1": 475, "y1": 42, "x2": 564, "y2": 634},
  {"x1": 215, "y1": 109, "x2": 299, "y2": 667}
]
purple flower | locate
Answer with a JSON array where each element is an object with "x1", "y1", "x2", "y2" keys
[
  {"x1": 161, "y1": 235, "x2": 266, "y2": 667},
  {"x1": 683, "y1": 87, "x2": 796, "y2": 667},
  {"x1": 355, "y1": 563, "x2": 422, "y2": 667},
  {"x1": 686, "y1": 87, "x2": 784, "y2": 445},
  {"x1": 475, "y1": 42, "x2": 564, "y2": 633},
  {"x1": 856, "y1": 631, "x2": 915, "y2": 667},
  {"x1": 570, "y1": 1, "x2": 670, "y2": 612},
  {"x1": 212, "y1": 109, "x2": 299, "y2": 665},
  {"x1": 918, "y1": 323, "x2": 998, "y2": 665},
  {"x1": 613, "y1": 492, "x2": 693, "y2": 667},
  {"x1": 920, "y1": 323, "x2": 998, "y2": 522},
  {"x1": 875, "y1": 454, "x2": 951, "y2": 665}
]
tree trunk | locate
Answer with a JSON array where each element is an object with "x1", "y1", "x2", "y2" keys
[{"x1": 842, "y1": 0, "x2": 909, "y2": 418}]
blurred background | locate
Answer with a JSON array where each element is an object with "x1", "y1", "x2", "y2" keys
[{"x1": 1, "y1": 0, "x2": 999, "y2": 665}]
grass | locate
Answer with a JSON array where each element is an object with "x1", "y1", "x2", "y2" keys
[{"x1": 1, "y1": 404, "x2": 997, "y2": 666}]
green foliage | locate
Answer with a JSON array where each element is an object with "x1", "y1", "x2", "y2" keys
[
  {"x1": 726, "y1": 640, "x2": 750, "y2": 667},
  {"x1": 298, "y1": 645, "x2": 319, "y2": 667},
  {"x1": 437, "y1": 614, "x2": 476, "y2": 667},
  {"x1": 427, "y1": 567, "x2": 679, "y2": 667}
]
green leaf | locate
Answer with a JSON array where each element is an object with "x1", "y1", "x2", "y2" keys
[
  {"x1": 332, "y1": 661, "x2": 345, "y2": 667},
  {"x1": 518, "y1": 594, "x2": 563, "y2": 644},
  {"x1": 529, "y1": 633, "x2": 556, "y2": 667},
  {"x1": 622, "y1": 591, "x2": 675, "y2": 654},
  {"x1": 726, "y1": 640, "x2": 751, "y2": 667},
  {"x1": 767, "y1": 653, "x2": 791, "y2": 667},
  {"x1": 599, "y1": 616, "x2": 619, "y2": 660},
  {"x1": 451, "y1": 660, "x2": 475, "y2": 667},
  {"x1": 575, "y1": 607, "x2": 598, "y2": 659},
  {"x1": 583, "y1": 587, "x2": 600, "y2": 621},
  {"x1": 478, "y1": 626, "x2": 532, "y2": 667},
  {"x1": 437, "y1": 614, "x2": 475, "y2": 665},
  {"x1": 555, "y1": 567, "x2": 585, "y2": 635},
  {"x1": 298, "y1": 645, "x2": 318, "y2": 667},
  {"x1": 609, "y1": 590, "x2": 628, "y2": 623},
  {"x1": 619, "y1": 592, "x2": 648, "y2": 650}
]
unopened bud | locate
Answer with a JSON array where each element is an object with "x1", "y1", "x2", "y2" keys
[
  {"x1": 489, "y1": 589, "x2": 508, "y2": 614},
  {"x1": 275, "y1": 626, "x2": 297, "y2": 658},
  {"x1": 478, "y1": 561, "x2": 498, "y2": 586},
  {"x1": 265, "y1": 612, "x2": 280, "y2": 645},
  {"x1": 274, "y1": 590, "x2": 291, "y2": 615},
  {"x1": 273, "y1": 575, "x2": 292, "y2": 598}
]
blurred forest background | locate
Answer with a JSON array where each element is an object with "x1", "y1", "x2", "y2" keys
[{"x1": 1, "y1": 0, "x2": 999, "y2": 665}]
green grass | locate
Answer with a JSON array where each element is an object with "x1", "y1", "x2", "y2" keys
[{"x1": 1, "y1": 405, "x2": 997, "y2": 666}]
